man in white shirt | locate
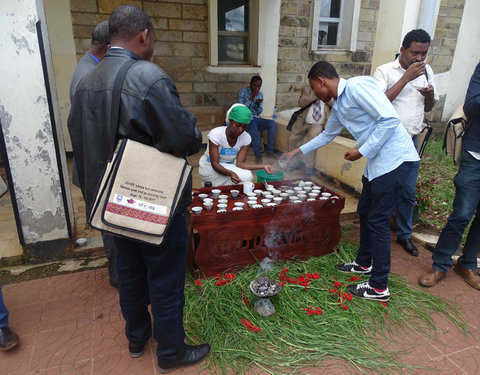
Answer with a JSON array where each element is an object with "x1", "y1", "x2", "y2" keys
[{"x1": 373, "y1": 29, "x2": 438, "y2": 257}]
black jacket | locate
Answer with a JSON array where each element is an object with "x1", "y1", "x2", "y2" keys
[
  {"x1": 68, "y1": 48, "x2": 202, "y2": 217},
  {"x1": 463, "y1": 62, "x2": 480, "y2": 153}
]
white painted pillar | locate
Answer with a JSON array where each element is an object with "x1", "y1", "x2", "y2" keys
[
  {"x1": 442, "y1": 0, "x2": 480, "y2": 121},
  {"x1": 0, "y1": 0, "x2": 73, "y2": 253}
]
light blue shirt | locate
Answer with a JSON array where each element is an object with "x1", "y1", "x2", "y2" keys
[
  {"x1": 238, "y1": 87, "x2": 263, "y2": 117},
  {"x1": 300, "y1": 77, "x2": 419, "y2": 181}
]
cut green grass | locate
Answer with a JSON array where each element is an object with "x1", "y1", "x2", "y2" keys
[{"x1": 184, "y1": 242, "x2": 466, "y2": 374}]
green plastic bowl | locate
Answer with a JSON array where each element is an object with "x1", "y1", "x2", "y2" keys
[{"x1": 256, "y1": 170, "x2": 285, "y2": 183}]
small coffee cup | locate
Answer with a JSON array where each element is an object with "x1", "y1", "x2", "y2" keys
[
  {"x1": 230, "y1": 189, "x2": 240, "y2": 198},
  {"x1": 191, "y1": 206, "x2": 202, "y2": 215},
  {"x1": 211, "y1": 189, "x2": 221, "y2": 198},
  {"x1": 198, "y1": 193, "x2": 208, "y2": 201},
  {"x1": 203, "y1": 202, "x2": 213, "y2": 211}
]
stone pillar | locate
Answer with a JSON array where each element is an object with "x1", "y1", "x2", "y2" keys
[{"x1": 0, "y1": 0, "x2": 73, "y2": 259}]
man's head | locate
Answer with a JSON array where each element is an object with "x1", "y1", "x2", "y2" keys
[
  {"x1": 89, "y1": 21, "x2": 110, "y2": 58},
  {"x1": 307, "y1": 62, "x2": 339, "y2": 102},
  {"x1": 249, "y1": 76, "x2": 262, "y2": 93},
  {"x1": 109, "y1": 5, "x2": 156, "y2": 61},
  {"x1": 399, "y1": 29, "x2": 431, "y2": 69}
]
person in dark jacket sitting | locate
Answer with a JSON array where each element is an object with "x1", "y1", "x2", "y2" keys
[{"x1": 67, "y1": 5, "x2": 210, "y2": 372}]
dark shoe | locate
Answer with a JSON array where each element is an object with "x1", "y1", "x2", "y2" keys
[
  {"x1": 335, "y1": 261, "x2": 372, "y2": 275},
  {"x1": 397, "y1": 238, "x2": 419, "y2": 256},
  {"x1": 347, "y1": 282, "x2": 390, "y2": 301},
  {"x1": 454, "y1": 263, "x2": 480, "y2": 290},
  {"x1": 158, "y1": 344, "x2": 210, "y2": 373},
  {"x1": 129, "y1": 341, "x2": 146, "y2": 358},
  {"x1": 255, "y1": 156, "x2": 263, "y2": 164},
  {"x1": 265, "y1": 151, "x2": 275, "y2": 158},
  {"x1": 0, "y1": 326, "x2": 19, "y2": 351},
  {"x1": 418, "y1": 269, "x2": 446, "y2": 287}
]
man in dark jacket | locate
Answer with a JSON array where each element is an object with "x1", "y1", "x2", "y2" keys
[
  {"x1": 419, "y1": 61, "x2": 480, "y2": 290},
  {"x1": 69, "y1": 21, "x2": 119, "y2": 289},
  {"x1": 68, "y1": 5, "x2": 210, "y2": 372}
]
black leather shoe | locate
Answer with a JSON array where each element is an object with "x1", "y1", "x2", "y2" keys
[
  {"x1": 0, "y1": 326, "x2": 19, "y2": 351},
  {"x1": 158, "y1": 344, "x2": 211, "y2": 373},
  {"x1": 397, "y1": 238, "x2": 419, "y2": 256},
  {"x1": 129, "y1": 341, "x2": 146, "y2": 358}
]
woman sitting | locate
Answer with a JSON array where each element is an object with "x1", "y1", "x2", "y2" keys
[{"x1": 199, "y1": 103, "x2": 273, "y2": 186}]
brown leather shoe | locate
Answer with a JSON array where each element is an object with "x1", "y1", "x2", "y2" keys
[
  {"x1": 418, "y1": 269, "x2": 446, "y2": 287},
  {"x1": 454, "y1": 264, "x2": 480, "y2": 290}
]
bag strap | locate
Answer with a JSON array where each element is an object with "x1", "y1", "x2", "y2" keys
[{"x1": 108, "y1": 59, "x2": 138, "y2": 159}]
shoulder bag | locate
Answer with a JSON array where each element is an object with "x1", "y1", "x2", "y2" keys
[{"x1": 88, "y1": 60, "x2": 192, "y2": 245}]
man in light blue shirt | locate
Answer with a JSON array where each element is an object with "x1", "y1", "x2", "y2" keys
[
  {"x1": 281, "y1": 62, "x2": 419, "y2": 302},
  {"x1": 238, "y1": 76, "x2": 276, "y2": 163}
]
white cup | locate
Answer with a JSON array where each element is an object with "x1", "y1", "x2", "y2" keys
[
  {"x1": 217, "y1": 203, "x2": 227, "y2": 210},
  {"x1": 253, "y1": 189, "x2": 263, "y2": 196},
  {"x1": 304, "y1": 181, "x2": 313, "y2": 187},
  {"x1": 230, "y1": 189, "x2": 240, "y2": 198},
  {"x1": 191, "y1": 206, "x2": 202, "y2": 214},
  {"x1": 307, "y1": 198, "x2": 316, "y2": 201},
  {"x1": 246, "y1": 192, "x2": 256, "y2": 199},
  {"x1": 308, "y1": 192, "x2": 319, "y2": 199},
  {"x1": 242, "y1": 181, "x2": 254, "y2": 194},
  {"x1": 198, "y1": 193, "x2": 208, "y2": 201},
  {"x1": 285, "y1": 190, "x2": 295, "y2": 195},
  {"x1": 280, "y1": 192, "x2": 289, "y2": 200},
  {"x1": 252, "y1": 204, "x2": 263, "y2": 208},
  {"x1": 203, "y1": 198, "x2": 213, "y2": 204},
  {"x1": 303, "y1": 186, "x2": 312, "y2": 192},
  {"x1": 217, "y1": 209, "x2": 226, "y2": 213},
  {"x1": 321, "y1": 192, "x2": 331, "y2": 197},
  {"x1": 203, "y1": 202, "x2": 213, "y2": 210},
  {"x1": 218, "y1": 199, "x2": 228, "y2": 205},
  {"x1": 294, "y1": 186, "x2": 303, "y2": 192},
  {"x1": 272, "y1": 189, "x2": 281, "y2": 196},
  {"x1": 273, "y1": 197, "x2": 283, "y2": 204},
  {"x1": 247, "y1": 200, "x2": 257, "y2": 207},
  {"x1": 211, "y1": 189, "x2": 221, "y2": 198},
  {"x1": 297, "y1": 193, "x2": 307, "y2": 201},
  {"x1": 234, "y1": 202, "x2": 244, "y2": 208},
  {"x1": 261, "y1": 198, "x2": 271, "y2": 206},
  {"x1": 219, "y1": 194, "x2": 228, "y2": 200},
  {"x1": 267, "y1": 203, "x2": 276, "y2": 207},
  {"x1": 232, "y1": 207, "x2": 243, "y2": 211}
]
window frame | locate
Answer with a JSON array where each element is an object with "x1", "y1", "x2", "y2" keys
[
  {"x1": 312, "y1": 0, "x2": 361, "y2": 52},
  {"x1": 209, "y1": 0, "x2": 260, "y2": 67}
]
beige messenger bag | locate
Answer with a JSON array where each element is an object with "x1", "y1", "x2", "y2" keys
[{"x1": 89, "y1": 138, "x2": 191, "y2": 245}]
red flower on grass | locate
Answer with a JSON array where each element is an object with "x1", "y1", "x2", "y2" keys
[
  {"x1": 304, "y1": 306, "x2": 323, "y2": 315},
  {"x1": 242, "y1": 318, "x2": 261, "y2": 333},
  {"x1": 194, "y1": 280, "x2": 202, "y2": 286},
  {"x1": 279, "y1": 268, "x2": 321, "y2": 290},
  {"x1": 348, "y1": 275, "x2": 362, "y2": 282},
  {"x1": 214, "y1": 273, "x2": 236, "y2": 286}
]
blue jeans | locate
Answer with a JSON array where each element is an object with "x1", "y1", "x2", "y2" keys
[
  {"x1": 356, "y1": 162, "x2": 411, "y2": 290},
  {"x1": 113, "y1": 212, "x2": 189, "y2": 360},
  {"x1": 396, "y1": 137, "x2": 420, "y2": 239},
  {"x1": 247, "y1": 117, "x2": 276, "y2": 157},
  {"x1": 433, "y1": 150, "x2": 480, "y2": 273},
  {"x1": 0, "y1": 288, "x2": 8, "y2": 327}
]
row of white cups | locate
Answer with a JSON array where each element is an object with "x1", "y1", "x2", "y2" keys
[{"x1": 191, "y1": 181, "x2": 338, "y2": 214}]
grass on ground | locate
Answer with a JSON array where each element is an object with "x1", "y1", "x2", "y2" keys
[{"x1": 184, "y1": 242, "x2": 465, "y2": 375}]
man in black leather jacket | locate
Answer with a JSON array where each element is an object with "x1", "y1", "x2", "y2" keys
[{"x1": 68, "y1": 5, "x2": 210, "y2": 372}]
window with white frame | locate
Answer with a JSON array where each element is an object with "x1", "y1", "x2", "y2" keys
[
  {"x1": 217, "y1": 0, "x2": 249, "y2": 64},
  {"x1": 209, "y1": 0, "x2": 261, "y2": 66},
  {"x1": 312, "y1": 0, "x2": 361, "y2": 51}
]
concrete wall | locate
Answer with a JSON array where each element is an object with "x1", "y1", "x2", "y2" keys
[{"x1": 0, "y1": 0, "x2": 72, "y2": 250}]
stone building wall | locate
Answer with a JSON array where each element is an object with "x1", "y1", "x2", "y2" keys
[
  {"x1": 70, "y1": 0, "x2": 243, "y2": 132},
  {"x1": 276, "y1": 0, "x2": 379, "y2": 110},
  {"x1": 429, "y1": 0, "x2": 464, "y2": 74}
]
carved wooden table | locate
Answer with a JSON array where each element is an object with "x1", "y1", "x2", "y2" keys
[{"x1": 187, "y1": 180, "x2": 345, "y2": 278}]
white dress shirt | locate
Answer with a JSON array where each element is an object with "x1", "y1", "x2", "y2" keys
[{"x1": 373, "y1": 58, "x2": 438, "y2": 137}]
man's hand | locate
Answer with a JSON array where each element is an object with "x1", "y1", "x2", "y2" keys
[
  {"x1": 403, "y1": 61, "x2": 426, "y2": 82},
  {"x1": 255, "y1": 98, "x2": 263, "y2": 105},
  {"x1": 418, "y1": 84, "x2": 434, "y2": 97},
  {"x1": 263, "y1": 164, "x2": 273, "y2": 174},
  {"x1": 344, "y1": 149, "x2": 363, "y2": 161},
  {"x1": 279, "y1": 148, "x2": 301, "y2": 165}
]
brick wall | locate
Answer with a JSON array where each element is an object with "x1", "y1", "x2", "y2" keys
[
  {"x1": 276, "y1": 0, "x2": 379, "y2": 111},
  {"x1": 70, "y1": 0, "x2": 236, "y2": 132}
]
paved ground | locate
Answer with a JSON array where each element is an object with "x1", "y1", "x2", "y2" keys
[
  {"x1": 1, "y1": 152, "x2": 479, "y2": 374},
  {"x1": 1, "y1": 223, "x2": 479, "y2": 374}
]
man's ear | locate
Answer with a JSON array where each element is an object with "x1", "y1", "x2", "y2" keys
[
  {"x1": 139, "y1": 29, "x2": 149, "y2": 46},
  {"x1": 399, "y1": 46, "x2": 405, "y2": 56}
]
